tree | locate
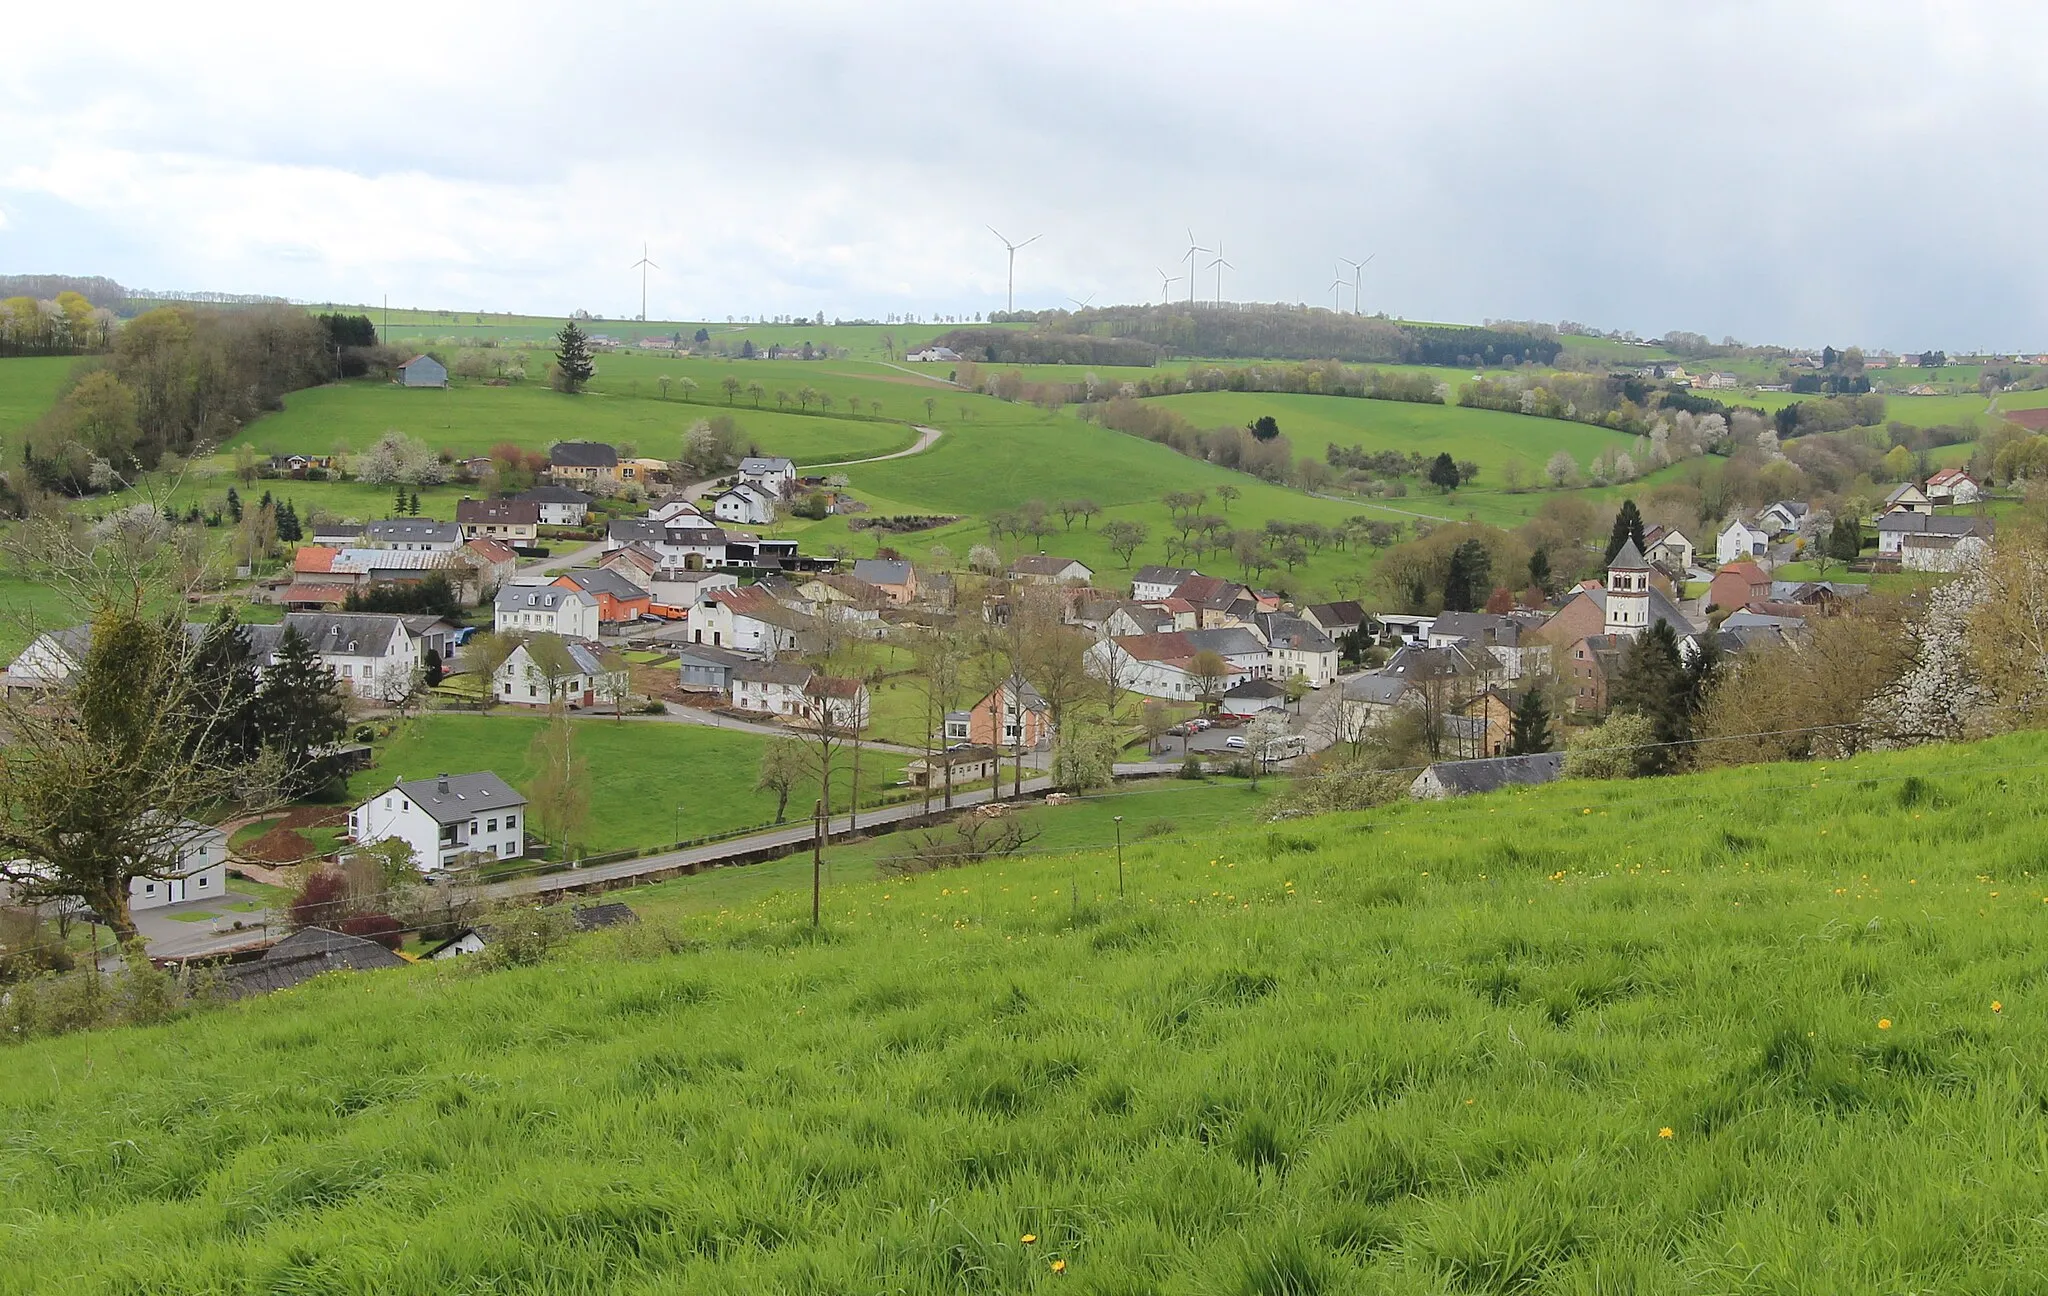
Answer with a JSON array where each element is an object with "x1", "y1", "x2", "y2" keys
[
  {"x1": 1050, "y1": 721, "x2": 1117, "y2": 791},
  {"x1": 1563, "y1": 710, "x2": 1657, "y2": 780},
  {"x1": 422, "y1": 647, "x2": 444, "y2": 688},
  {"x1": 1442, "y1": 539, "x2": 1492, "y2": 613},
  {"x1": 1456, "y1": 459, "x2": 1481, "y2": 486},
  {"x1": 465, "y1": 631, "x2": 520, "y2": 711},
  {"x1": 679, "y1": 376, "x2": 698, "y2": 402},
  {"x1": 527, "y1": 705, "x2": 590, "y2": 861},
  {"x1": 1828, "y1": 516, "x2": 1863, "y2": 562},
  {"x1": 1528, "y1": 547, "x2": 1553, "y2": 596},
  {"x1": 1545, "y1": 450, "x2": 1578, "y2": 487},
  {"x1": 755, "y1": 739, "x2": 807, "y2": 823},
  {"x1": 258, "y1": 625, "x2": 349, "y2": 797},
  {"x1": 1188, "y1": 650, "x2": 1230, "y2": 710},
  {"x1": 0, "y1": 608, "x2": 254, "y2": 948},
  {"x1": 1604, "y1": 499, "x2": 1646, "y2": 564},
  {"x1": 1101, "y1": 520, "x2": 1148, "y2": 565},
  {"x1": 1428, "y1": 452, "x2": 1461, "y2": 492},
  {"x1": 553, "y1": 321, "x2": 595, "y2": 393},
  {"x1": 191, "y1": 606, "x2": 262, "y2": 765},
  {"x1": 746, "y1": 380, "x2": 765, "y2": 407},
  {"x1": 1609, "y1": 620, "x2": 1687, "y2": 775},
  {"x1": 721, "y1": 375, "x2": 742, "y2": 404},
  {"x1": 1216, "y1": 484, "x2": 1240, "y2": 512},
  {"x1": 1248, "y1": 415, "x2": 1281, "y2": 442},
  {"x1": 275, "y1": 499, "x2": 302, "y2": 543},
  {"x1": 1506, "y1": 688, "x2": 1552, "y2": 755}
]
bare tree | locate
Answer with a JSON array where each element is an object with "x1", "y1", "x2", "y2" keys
[{"x1": 526, "y1": 701, "x2": 590, "y2": 862}]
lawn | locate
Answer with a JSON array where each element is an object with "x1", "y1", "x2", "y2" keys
[
  {"x1": 9, "y1": 733, "x2": 2048, "y2": 1289},
  {"x1": 0, "y1": 355, "x2": 75, "y2": 440},
  {"x1": 227, "y1": 380, "x2": 919, "y2": 464},
  {"x1": 1149, "y1": 389, "x2": 1639, "y2": 485},
  {"x1": 344, "y1": 713, "x2": 908, "y2": 855}
]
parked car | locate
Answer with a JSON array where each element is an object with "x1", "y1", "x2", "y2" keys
[
  {"x1": 1189, "y1": 718, "x2": 1214, "y2": 731},
  {"x1": 1224, "y1": 735, "x2": 1248, "y2": 750}
]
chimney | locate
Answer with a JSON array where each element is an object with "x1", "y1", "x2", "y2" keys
[{"x1": 437, "y1": 774, "x2": 450, "y2": 794}]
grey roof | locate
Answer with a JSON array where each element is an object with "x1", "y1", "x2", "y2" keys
[
  {"x1": 1417, "y1": 753, "x2": 1565, "y2": 797},
  {"x1": 1010, "y1": 555, "x2": 1091, "y2": 577},
  {"x1": 1715, "y1": 624, "x2": 1793, "y2": 653},
  {"x1": 738, "y1": 456, "x2": 794, "y2": 473},
  {"x1": 515, "y1": 484, "x2": 595, "y2": 505},
  {"x1": 675, "y1": 643, "x2": 751, "y2": 669},
  {"x1": 279, "y1": 612, "x2": 412, "y2": 657},
  {"x1": 387, "y1": 772, "x2": 527, "y2": 824},
  {"x1": 560, "y1": 567, "x2": 647, "y2": 600},
  {"x1": 1256, "y1": 613, "x2": 1337, "y2": 654},
  {"x1": 853, "y1": 558, "x2": 913, "y2": 587},
  {"x1": 1223, "y1": 677, "x2": 1287, "y2": 699},
  {"x1": 559, "y1": 642, "x2": 612, "y2": 676},
  {"x1": 1585, "y1": 586, "x2": 1697, "y2": 636},
  {"x1": 1768, "y1": 580, "x2": 1868, "y2": 602},
  {"x1": 364, "y1": 519, "x2": 461, "y2": 546},
  {"x1": 1424, "y1": 610, "x2": 1513, "y2": 646},
  {"x1": 1133, "y1": 565, "x2": 1202, "y2": 587},
  {"x1": 1722, "y1": 610, "x2": 1806, "y2": 631},
  {"x1": 495, "y1": 585, "x2": 598, "y2": 615},
  {"x1": 456, "y1": 498, "x2": 540, "y2": 525},
  {"x1": 573, "y1": 903, "x2": 639, "y2": 931},
  {"x1": 217, "y1": 926, "x2": 406, "y2": 997},
  {"x1": 1383, "y1": 644, "x2": 1479, "y2": 678},
  {"x1": 734, "y1": 660, "x2": 815, "y2": 686},
  {"x1": 1767, "y1": 500, "x2": 1811, "y2": 518},
  {"x1": 1183, "y1": 626, "x2": 1268, "y2": 657},
  {"x1": 1608, "y1": 538, "x2": 1649, "y2": 569},
  {"x1": 1342, "y1": 673, "x2": 1410, "y2": 705},
  {"x1": 1304, "y1": 600, "x2": 1366, "y2": 631},
  {"x1": 311, "y1": 521, "x2": 365, "y2": 541},
  {"x1": 550, "y1": 441, "x2": 619, "y2": 468},
  {"x1": 607, "y1": 519, "x2": 666, "y2": 545},
  {"x1": 1876, "y1": 512, "x2": 1992, "y2": 536}
]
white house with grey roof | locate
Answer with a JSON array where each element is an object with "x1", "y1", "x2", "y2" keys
[
  {"x1": 712, "y1": 482, "x2": 777, "y2": 525},
  {"x1": 515, "y1": 484, "x2": 594, "y2": 526},
  {"x1": 495, "y1": 637, "x2": 625, "y2": 709},
  {"x1": 349, "y1": 772, "x2": 527, "y2": 871},
  {"x1": 737, "y1": 456, "x2": 797, "y2": 497},
  {"x1": 494, "y1": 584, "x2": 601, "y2": 639}
]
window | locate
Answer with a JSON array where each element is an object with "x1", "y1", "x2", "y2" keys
[
  {"x1": 197, "y1": 876, "x2": 209, "y2": 888},
  {"x1": 144, "y1": 882, "x2": 156, "y2": 894},
  {"x1": 487, "y1": 818, "x2": 498, "y2": 832},
  {"x1": 505, "y1": 815, "x2": 517, "y2": 830}
]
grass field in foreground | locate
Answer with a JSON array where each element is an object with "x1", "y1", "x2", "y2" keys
[
  {"x1": 9, "y1": 733, "x2": 2048, "y2": 1289},
  {"x1": 345, "y1": 713, "x2": 907, "y2": 854}
]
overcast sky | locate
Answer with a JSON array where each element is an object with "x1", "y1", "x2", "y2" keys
[{"x1": 4, "y1": 1, "x2": 2045, "y2": 350}]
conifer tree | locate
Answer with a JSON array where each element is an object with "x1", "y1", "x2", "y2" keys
[
  {"x1": 1428, "y1": 452, "x2": 1462, "y2": 492},
  {"x1": 275, "y1": 499, "x2": 302, "y2": 543},
  {"x1": 190, "y1": 607, "x2": 262, "y2": 764},
  {"x1": 226, "y1": 486, "x2": 242, "y2": 523},
  {"x1": 1612, "y1": 620, "x2": 1687, "y2": 774},
  {"x1": 1605, "y1": 499, "x2": 1646, "y2": 564},
  {"x1": 258, "y1": 626, "x2": 348, "y2": 797},
  {"x1": 1507, "y1": 688, "x2": 1552, "y2": 755},
  {"x1": 1442, "y1": 539, "x2": 1492, "y2": 613},
  {"x1": 554, "y1": 320, "x2": 596, "y2": 393}
]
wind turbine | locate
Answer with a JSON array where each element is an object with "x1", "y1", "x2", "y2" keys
[
  {"x1": 1207, "y1": 240, "x2": 1235, "y2": 305},
  {"x1": 1341, "y1": 254, "x2": 1375, "y2": 315},
  {"x1": 629, "y1": 243, "x2": 659, "y2": 321},
  {"x1": 988, "y1": 226, "x2": 1042, "y2": 313},
  {"x1": 1180, "y1": 229, "x2": 1208, "y2": 305},
  {"x1": 1327, "y1": 277, "x2": 1347, "y2": 312},
  {"x1": 1067, "y1": 292, "x2": 1097, "y2": 311},
  {"x1": 1155, "y1": 266, "x2": 1181, "y2": 301}
]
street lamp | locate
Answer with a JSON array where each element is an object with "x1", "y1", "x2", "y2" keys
[{"x1": 1114, "y1": 815, "x2": 1124, "y2": 899}]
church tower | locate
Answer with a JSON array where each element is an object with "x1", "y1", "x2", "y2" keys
[{"x1": 1604, "y1": 539, "x2": 1651, "y2": 638}]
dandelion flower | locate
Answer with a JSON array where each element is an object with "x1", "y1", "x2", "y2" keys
[
  {"x1": 1021, "y1": 1234, "x2": 1037, "y2": 1245},
  {"x1": 1993, "y1": 1001, "x2": 2004, "y2": 1014},
  {"x1": 1051, "y1": 1259, "x2": 1066, "y2": 1273},
  {"x1": 1658, "y1": 1127, "x2": 1674, "y2": 1140},
  {"x1": 1878, "y1": 1018, "x2": 1893, "y2": 1030}
]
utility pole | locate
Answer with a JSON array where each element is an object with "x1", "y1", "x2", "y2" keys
[
  {"x1": 811, "y1": 798, "x2": 824, "y2": 927},
  {"x1": 1114, "y1": 815, "x2": 1124, "y2": 898}
]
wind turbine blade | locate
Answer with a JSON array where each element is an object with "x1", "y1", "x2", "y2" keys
[
  {"x1": 1018, "y1": 233, "x2": 1042, "y2": 249},
  {"x1": 988, "y1": 225, "x2": 1011, "y2": 246}
]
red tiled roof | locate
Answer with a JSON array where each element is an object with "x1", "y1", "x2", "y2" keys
[
  {"x1": 293, "y1": 546, "x2": 338, "y2": 574},
  {"x1": 710, "y1": 585, "x2": 780, "y2": 617},
  {"x1": 282, "y1": 583, "x2": 349, "y2": 606},
  {"x1": 465, "y1": 537, "x2": 517, "y2": 563}
]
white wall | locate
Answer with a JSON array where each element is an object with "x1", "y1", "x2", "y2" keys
[{"x1": 350, "y1": 789, "x2": 526, "y2": 872}]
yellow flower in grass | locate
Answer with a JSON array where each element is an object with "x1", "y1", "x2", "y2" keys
[
  {"x1": 1658, "y1": 1127, "x2": 1674, "y2": 1140},
  {"x1": 1993, "y1": 1001, "x2": 2004, "y2": 1014},
  {"x1": 1051, "y1": 1259, "x2": 1067, "y2": 1273},
  {"x1": 1021, "y1": 1234, "x2": 1037, "y2": 1245},
  {"x1": 1878, "y1": 1018, "x2": 1893, "y2": 1030}
]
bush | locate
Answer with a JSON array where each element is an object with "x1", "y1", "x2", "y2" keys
[
  {"x1": 1563, "y1": 711, "x2": 1658, "y2": 781},
  {"x1": 477, "y1": 904, "x2": 577, "y2": 969},
  {"x1": 1178, "y1": 755, "x2": 1206, "y2": 780}
]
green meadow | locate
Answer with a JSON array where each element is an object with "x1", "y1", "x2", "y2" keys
[
  {"x1": 0, "y1": 355, "x2": 78, "y2": 440},
  {"x1": 227, "y1": 381, "x2": 919, "y2": 464},
  {"x1": 1150, "y1": 390, "x2": 1638, "y2": 483},
  {"x1": 8, "y1": 733, "x2": 2048, "y2": 1289},
  {"x1": 346, "y1": 713, "x2": 909, "y2": 855}
]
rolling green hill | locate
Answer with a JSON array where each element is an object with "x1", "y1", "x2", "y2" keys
[
  {"x1": 0, "y1": 355, "x2": 76, "y2": 440},
  {"x1": 6, "y1": 733, "x2": 2048, "y2": 1291}
]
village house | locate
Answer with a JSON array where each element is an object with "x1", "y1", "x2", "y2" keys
[
  {"x1": 274, "y1": 612, "x2": 438, "y2": 700},
  {"x1": 1708, "y1": 560, "x2": 1773, "y2": 612},
  {"x1": 1925, "y1": 468, "x2": 1982, "y2": 505},
  {"x1": 1132, "y1": 566, "x2": 1203, "y2": 602},
  {"x1": 693, "y1": 585, "x2": 810, "y2": 654},
  {"x1": 1758, "y1": 500, "x2": 1812, "y2": 535},
  {"x1": 619, "y1": 457, "x2": 667, "y2": 487},
  {"x1": 737, "y1": 456, "x2": 798, "y2": 498},
  {"x1": 1009, "y1": 555, "x2": 1095, "y2": 586},
  {"x1": 494, "y1": 637, "x2": 626, "y2": 709},
  {"x1": 1875, "y1": 512, "x2": 1992, "y2": 558},
  {"x1": 123, "y1": 820, "x2": 230, "y2": 911},
  {"x1": 944, "y1": 676, "x2": 1054, "y2": 750},
  {"x1": 1218, "y1": 678, "x2": 1289, "y2": 717},
  {"x1": 675, "y1": 642, "x2": 750, "y2": 693},
  {"x1": 455, "y1": 498, "x2": 540, "y2": 544},
  {"x1": 217, "y1": 927, "x2": 406, "y2": 997},
  {"x1": 548, "y1": 441, "x2": 621, "y2": 487},
  {"x1": 397, "y1": 354, "x2": 448, "y2": 388},
  {"x1": 364, "y1": 519, "x2": 464, "y2": 552},
  {"x1": 733, "y1": 660, "x2": 816, "y2": 716},
  {"x1": 1882, "y1": 482, "x2": 1932, "y2": 515},
  {"x1": 1172, "y1": 574, "x2": 1257, "y2": 627},
  {"x1": 712, "y1": 483, "x2": 777, "y2": 525},
  {"x1": 425, "y1": 904, "x2": 639, "y2": 960},
  {"x1": 1427, "y1": 610, "x2": 1545, "y2": 681},
  {"x1": 1256, "y1": 613, "x2": 1340, "y2": 688},
  {"x1": 1900, "y1": 531, "x2": 1992, "y2": 572},
  {"x1": 850, "y1": 558, "x2": 919, "y2": 605},
  {"x1": 1715, "y1": 517, "x2": 1772, "y2": 565},
  {"x1": 1641, "y1": 525, "x2": 1696, "y2": 572},
  {"x1": 348, "y1": 772, "x2": 526, "y2": 870},
  {"x1": 1302, "y1": 600, "x2": 1368, "y2": 641},
  {"x1": 904, "y1": 345, "x2": 962, "y2": 363},
  {"x1": 553, "y1": 568, "x2": 653, "y2": 624},
  {"x1": 804, "y1": 675, "x2": 871, "y2": 729},
  {"x1": 516, "y1": 484, "x2": 595, "y2": 526},
  {"x1": 1410, "y1": 752, "x2": 1565, "y2": 800},
  {"x1": 1087, "y1": 626, "x2": 1269, "y2": 701},
  {"x1": 906, "y1": 745, "x2": 999, "y2": 787},
  {"x1": 465, "y1": 537, "x2": 520, "y2": 591},
  {"x1": 494, "y1": 584, "x2": 602, "y2": 639}
]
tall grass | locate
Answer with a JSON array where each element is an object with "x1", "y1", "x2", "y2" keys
[{"x1": 6, "y1": 733, "x2": 2048, "y2": 1291}]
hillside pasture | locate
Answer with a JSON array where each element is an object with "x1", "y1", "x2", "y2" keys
[
  {"x1": 8, "y1": 735, "x2": 2048, "y2": 1289},
  {"x1": 0, "y1": 354, "x2": 76, "y2": 440}
]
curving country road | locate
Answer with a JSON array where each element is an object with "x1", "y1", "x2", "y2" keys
[{"x1": 680, "y1": 424, "x2": 943, "y2": 501}]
